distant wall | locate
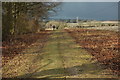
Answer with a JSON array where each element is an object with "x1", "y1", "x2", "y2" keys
[{"x1": 67, "y1": 21, "x2": 118, "y2": 28}]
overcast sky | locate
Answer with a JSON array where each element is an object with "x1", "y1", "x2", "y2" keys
[{"x1": 50, "y1": 2, "x2": 118, "y2": 20}]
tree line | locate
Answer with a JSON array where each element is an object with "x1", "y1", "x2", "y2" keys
[{"x1": 2, "y1": 2, "x2": 60, "y2": 40}]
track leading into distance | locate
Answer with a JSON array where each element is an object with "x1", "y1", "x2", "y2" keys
[{"x1": 2, "y1": 29, "x2": 118, "y2": 79}]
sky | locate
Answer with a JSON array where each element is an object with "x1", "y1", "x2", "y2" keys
[{"x1": 50, "y1": 2, "x2": 118, "y2": 20}]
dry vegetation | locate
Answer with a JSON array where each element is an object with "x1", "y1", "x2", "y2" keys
[
  {"x1": 65, "y1": 29, "x2": 120, "y2": 76},
  {"x1": 2, "y1": 31, "x2": 52, "y2": 66}
]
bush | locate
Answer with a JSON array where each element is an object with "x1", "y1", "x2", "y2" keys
[
  {"x1": 16, "y1": 13, "x2": 39, "y2": 34},
  {"x1": 16, "y1": 13, "x2": 29, "y2": 34}
]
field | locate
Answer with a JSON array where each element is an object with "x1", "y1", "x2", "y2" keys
[
  {"x1": 2, "y1": 27, "x2": 119, "y2": 78},
  {"x1": 3, "y1": 29, "x2": 118, "y2": 78},
  {"x1": 65, "y1": 28, "x2": 120, "y2": 76}
]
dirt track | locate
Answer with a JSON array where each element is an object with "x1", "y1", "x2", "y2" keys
[{"x1": 2, "y1": 30, "x2": 118, "y2": 79}]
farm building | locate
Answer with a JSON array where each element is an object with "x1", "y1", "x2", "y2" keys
[
  {"x1": 45, "y1": 21, "x2": 59, "y2": 30},
  {"x1": 45, "y1": 24, "x2": 58, "y2": 30}
]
